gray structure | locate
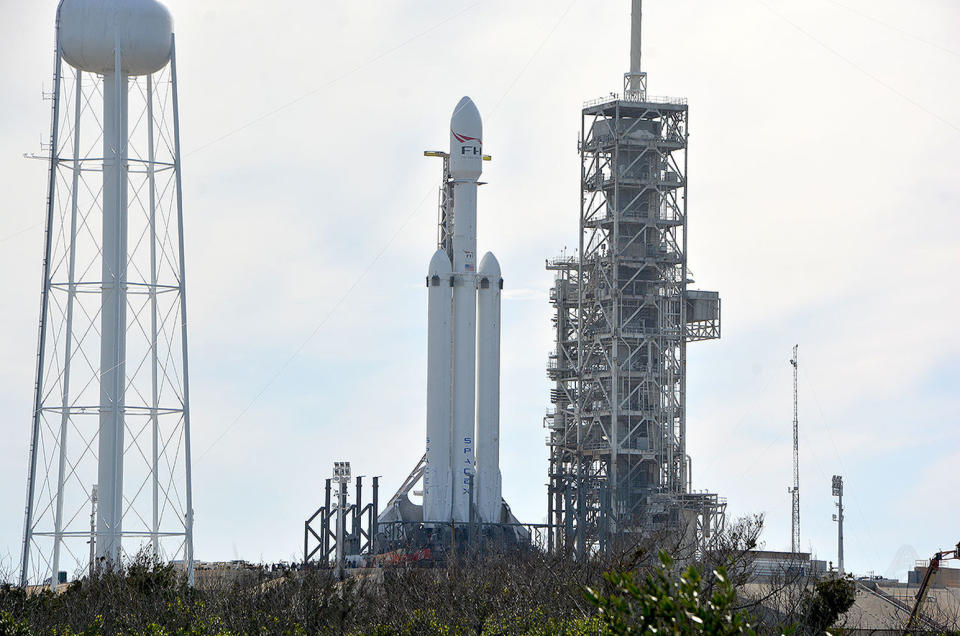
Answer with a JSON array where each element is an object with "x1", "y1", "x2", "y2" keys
[
  {"x1": 908, "y1": 564, "x2": 960, "y2": 588},
  {"x1": 545, "y1": 1, "x2": 724, "y2": 556},
  {"x1": 746, "y1": 550, "x2": 827, "y2": 580},
  {"x1": 303, "y1": 464, "x2": 380, "y2": 571}
]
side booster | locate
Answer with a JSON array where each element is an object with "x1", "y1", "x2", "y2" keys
[{"x1": 424, "y1": 97, "x2": 503, "y2": 524}]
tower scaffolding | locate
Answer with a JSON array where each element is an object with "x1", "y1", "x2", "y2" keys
[{"x1": 545, "y1": 1, "x2": 724, "y2": 557}]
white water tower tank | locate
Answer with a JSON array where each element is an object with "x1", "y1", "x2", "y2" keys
[{"x1": 59, "y1": 0, "x2": 172, "y2": 75}]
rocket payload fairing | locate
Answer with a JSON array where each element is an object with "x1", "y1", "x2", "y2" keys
[{"x1": 424, "y1": 97, "x2": 503, "y2": 524}]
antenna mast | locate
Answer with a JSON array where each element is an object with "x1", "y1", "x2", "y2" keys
[
  {"x1": 630, "y1": 0, "x2": 642, "y2": 75},
  {"x1": 789, "y1": 345, "x2": 800, "y2": 552},
  {"x1": 625, "y1": 0, "x2": 647, "y2": 98}
]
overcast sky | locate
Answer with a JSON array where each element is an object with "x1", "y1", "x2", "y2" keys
[{"x1": 1, "y1": 0, "x2": 958, "y2": 580}]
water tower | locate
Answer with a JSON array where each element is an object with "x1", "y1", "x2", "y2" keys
[{"x1": 20, "y1": 0, "x2": 194, "y2": 587}]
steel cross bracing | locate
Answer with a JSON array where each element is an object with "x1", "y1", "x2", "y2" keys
[
  {"x1": 304, "y1": 476, "x2": 380, "y2": 567},
  {"x1": 20, "y1": 39, "x2": 194, "y2": 587},
  {"x1": 546, "y1": 94, "x2": 723, "y2": 556},
  {"x1": 436, "y1": 155, "x2": 454, "y2": 261}
]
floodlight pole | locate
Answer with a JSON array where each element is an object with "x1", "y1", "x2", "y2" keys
[
  {"x1": 832, "y1": 475, "x2": 844, "y2": 575},
  {"x1": 333, "y1": 461, "x2": 350, "y2": 580}
]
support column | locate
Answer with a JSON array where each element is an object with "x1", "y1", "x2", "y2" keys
[
  {"x1": 51, "y1": 69, "x2": 83, "y2": 590},
  {"x1": 170, "y1": 37, "x2": 196, "y2": 585},
  {"x1": 97, "y1": 59, "x2": 128, "y2": 566},
  {"x1": 147, "y1": 73, "x2": 159, "y2": 559}
]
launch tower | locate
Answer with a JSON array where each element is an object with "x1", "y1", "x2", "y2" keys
[{"x1": 545, "y1": 0, "x2": 724, "y2": 556}]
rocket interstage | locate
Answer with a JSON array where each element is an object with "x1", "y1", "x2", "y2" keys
[{"x1": 423, "y1": 96, "x2": 503, "y2": 524}]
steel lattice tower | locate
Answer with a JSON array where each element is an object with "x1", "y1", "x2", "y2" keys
[
  {"x1": 790, "y1": 345, "x2": 800, "y2": 553},
  {"x1": 20, "y1": 0, "x2": 194, "y2": 588},
  {"x1": 546, "y1": 0, "x2": 724, "y2": 556}
]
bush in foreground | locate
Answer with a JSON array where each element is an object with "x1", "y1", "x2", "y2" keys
[{"x1": 0, "y1": 533, "x2": 857, "y2": 634}]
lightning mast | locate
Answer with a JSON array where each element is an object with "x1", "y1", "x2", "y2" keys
[{"x1": 789, "y1": 345, "x2": 800, "y2": 553}]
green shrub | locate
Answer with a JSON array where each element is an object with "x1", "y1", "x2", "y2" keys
[
  {"x1": 586, "y1": 552, "x2": 757, "y2": 635},
  {"x1": 800, "y1": 576, "x2": 855, "y2": 633},
  {"x1": 0, "y1": 609, "x2": 33, "y2": 636}
]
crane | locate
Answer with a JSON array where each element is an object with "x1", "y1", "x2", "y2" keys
[{"x1": 904, "y1": 541, "x2": 960, "y2": 635}]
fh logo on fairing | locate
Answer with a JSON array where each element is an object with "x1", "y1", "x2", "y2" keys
[{"x1": 452, "y1": 130, "x2": 481, "y2": 156}]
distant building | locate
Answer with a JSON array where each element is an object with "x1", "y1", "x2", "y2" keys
[
  {"x1": 748, "y1": 550, "x2": 827, "y2": 580},
  {"x1": 908, "y1": 563, "x2": 960, "y2": 588}
]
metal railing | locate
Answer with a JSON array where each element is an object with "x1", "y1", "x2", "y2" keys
[
  {"x1": 583, "y1": 93, "x2": 688, "y2": 108},
  {"x1": 546, "y1": 256, "x2": 579, "y2": 270},
  {"x1": 375, "y1": 520, "x2": 555, "y2": 553}
]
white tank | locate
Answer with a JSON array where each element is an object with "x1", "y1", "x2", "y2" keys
[
  {"x1": 59, "y1": 0, "x2": 173, "y2": 75},
  {"x1": 424, "y1": 250, "x2": 453, "y2": 523},
  {"x1": 475, "y1": 252, "x2": 502, "y2": 523}
]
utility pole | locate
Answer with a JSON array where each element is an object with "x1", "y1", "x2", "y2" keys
[
  {"x1": 832, "y1": 475, "x2": 844, "y2": 575},
  {"x1": 789, "y1": 345, "x2": 800, "y2": 553}
]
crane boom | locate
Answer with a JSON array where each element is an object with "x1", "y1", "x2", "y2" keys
[{"x1": 904, "y1": 542, "x2": 960, "y2": 634}]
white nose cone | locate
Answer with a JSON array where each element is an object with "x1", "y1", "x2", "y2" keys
[
  {"x1": 428, "y1": 249, "x2": 453, "y2": 278},
  {"x1": 478, "y1": 251, "x2": 501, "y2": 279},
  {"x1": 449, "y1": 96, "x2": 483, "y2": 180},
  {"x1": 59, "y1": 0, "x2": 173, "y2": 75}
]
